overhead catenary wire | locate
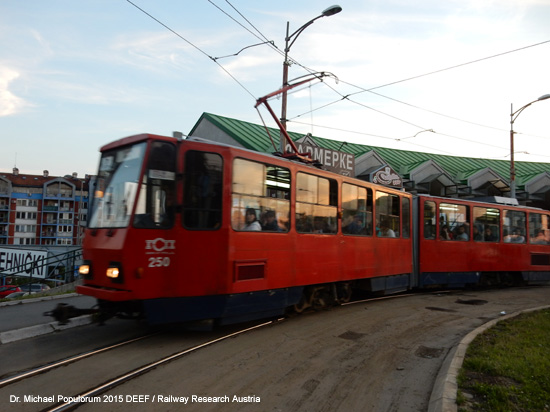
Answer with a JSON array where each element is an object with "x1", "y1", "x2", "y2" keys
[
  {"x1": 126, "y1": 1, "x2": 549, "y2": 156},
  {"x1": 207, "y1": 2, "x2": 550, "y2": 153},
  {"x1": 289, "y1": 40, "x2": 550, "y2": 137},
  {"x1": 203, "y1": 0, "x2": 481, "y2": 139},
  {"x1": 290, "y1": 120, "x2": 505, "y2": 154},
  {"x1": 126, "y1": 0, "x2": 257, "y2": 100}
]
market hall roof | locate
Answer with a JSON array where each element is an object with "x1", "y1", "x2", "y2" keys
[{"x1": 189, "y1": 112, "x2": 550, "y2": 204}]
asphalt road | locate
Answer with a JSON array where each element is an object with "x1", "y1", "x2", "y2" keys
[
  {"x1": 0, "y1": 294, "x2": 97, "y2": 332},
  {"x1": 68, "y1": 286, "x2": 549, "y2": 412},
  {"x1": 1, "y1": 287, "x2": 549, "y2": 412}
]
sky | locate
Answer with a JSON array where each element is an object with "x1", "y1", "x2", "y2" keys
[{"x1": 1, "y1": 0, "x2": 550, "y2": 178}]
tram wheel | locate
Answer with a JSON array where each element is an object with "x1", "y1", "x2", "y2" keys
[{"x1": 337, "y1": 283, "x2": 352, "y2": 303}]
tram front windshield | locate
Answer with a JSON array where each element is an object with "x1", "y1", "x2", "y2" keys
[{"x1": 88, "y1": 143, "x2": 146, "y2": 229}]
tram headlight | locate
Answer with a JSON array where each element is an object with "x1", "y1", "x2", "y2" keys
[
  {"x1": 106, "y1": 267, "x2": 120, "y2": 278},
  {"x1": 79, "y1": 265, "x2": 90, "y2": 275},
  {"x1": 78, "y1": 261, "x2": 92, "y2": 279},
  {"x1": 106, "y1": 262, "x2": 124, "y2": 283}
]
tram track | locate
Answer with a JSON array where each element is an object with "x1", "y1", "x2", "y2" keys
[
  {"x1": 1, "y1": 286, "x2": 546, "y2": 412},
  {"x1": 0, "y1": 333, "x2": 158, "y2": 388},
  {"x1": 0, "y1": 319, "x2": 279, "y2": 412},
  {"x1": 44, "y1": 320, "x2": 277, "y2": 412}
]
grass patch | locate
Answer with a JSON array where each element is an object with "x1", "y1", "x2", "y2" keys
[{"x1": 457, "y1": 309, "x2": 550, "y2": 412}]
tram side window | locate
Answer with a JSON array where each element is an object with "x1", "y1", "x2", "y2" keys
[
  {"x1": 473, "y1": 207, "x2": 500, "y2": 242},
  {"x1": 183, "y1": 151, "x2": 223, "y2": 230},
  {"x1": 503, "y1": 210, "x2": 526, "y2": 243},
  {"x1": 342, "y1": 183, "x2": 373, "y2": 236},
  {"x1": 423, "y1": 201, "x2": 436, "y2": 239},
  {"x1": 528, "y1": 213, "x2": 550, "y2": 244},
  {"x1": 296, "y1": 173, "x2": 337, "y2": 234},
  {"x1": 133, "y1": 142, "x2": 176, "y2": 229},
  {"x1": 375, "y1": 191, "x2": 399, "y2": 238},
  {"x1": 439, "y1": 203, "x2": 469, "y2": 241},
  {"x1": 231, "y1": 158, "x2": 290, "y2": 232}
]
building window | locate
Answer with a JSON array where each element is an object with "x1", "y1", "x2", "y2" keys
[
  {"x1": 16, "y1": 212, "x2": 37, "y2": 220},
  {"x1": 15, "y1": 225, "x2": 36, "y2": 233}
]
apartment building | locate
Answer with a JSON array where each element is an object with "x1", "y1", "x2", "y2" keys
[{"x1": 0, "y1": 168, "x2": 90, "y2": 246}]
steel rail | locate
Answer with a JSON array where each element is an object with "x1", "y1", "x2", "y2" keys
[
  {"x1": 45, "y1": 319, "x2": 280, "y2": 411},
  {"x1": 0, "y1": 333, "x2": 158, "y2": 388}
]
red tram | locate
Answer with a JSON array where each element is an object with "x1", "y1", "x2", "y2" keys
[
  {"x1": 77, "y1": 134, "x2": 413, "y2": 324},
  {"x1": 76, "y1": 134, "x2": 550, "y2": 325},
  {"x1": 416, "y1": 195, "x2": 550, "y2": 287},
  {"x1": 75, "y1": 77, "x2": 550, "y2": 325}
]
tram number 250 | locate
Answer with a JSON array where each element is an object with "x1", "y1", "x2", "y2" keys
[{"x1": 148, "y1": 257, "x2": 171, "y2": 267}]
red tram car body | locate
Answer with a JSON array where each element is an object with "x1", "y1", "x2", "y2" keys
[
  {"x1": 77, "y1": 134, "x2": 414, "y2": 324},
  {"x1": 77, "y1": 134, "x2": 550, "y2": 324},
  {"x1": 416, "y1": 195, "x2": 550, "y2": 287}
]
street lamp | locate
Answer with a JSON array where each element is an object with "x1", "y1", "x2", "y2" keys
[
  {"x1": 280, "y1": 5, "x2": 342, "y2": 151},
  {"x1": 509, "y1": 94, "x2": 550, "y2": 198}
]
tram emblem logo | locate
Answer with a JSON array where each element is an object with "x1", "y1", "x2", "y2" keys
[{"x1": 145, "y1": 238, "x2": 176, "y2": 253}]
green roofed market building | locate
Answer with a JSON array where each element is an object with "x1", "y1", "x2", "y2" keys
[{"x1": 189, "y1": 112, "x2": 550, "y2": 211}]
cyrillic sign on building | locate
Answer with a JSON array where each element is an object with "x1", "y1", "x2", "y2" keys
[{"x1": 289, "y1": 136, "x2": 355, "y2": 176}]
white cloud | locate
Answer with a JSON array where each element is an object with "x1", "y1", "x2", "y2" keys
[{"x1": 0, "y1": 67, "x2": 29, "y2": 116}]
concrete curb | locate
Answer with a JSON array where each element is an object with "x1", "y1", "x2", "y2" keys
[
  {"x1": 0, "y1": 293, "x2": 80, "y2": 307},
  {"x1": 0, "y1": 314, "x2": 93, "y2": 344},
  {"x1": 428, "y1": 304, "x2": 550, "y2": 412}
]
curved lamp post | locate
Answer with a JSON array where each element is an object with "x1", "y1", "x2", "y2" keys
[
  {"x1": 509, "y1": 94, "x2": 550, "y2": 198},
  {"x1": 280, "y1": 5, "x2": 342, "y2": 151}
]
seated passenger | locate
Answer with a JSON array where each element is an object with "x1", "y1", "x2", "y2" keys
[
  {"x1": 484, "y1": 227, "x2": 497, "y2": 242},
  {"x1": 531, "y1": 229, "x2": 547, "y2": 244},
  {"x1": 440, "y1": 225, "x2": 453, "y2": 240},
  {"x1": 242, "y1": 208, "x2": 261, "y2": 231},
  {"x1": 455, "y1": 224, "x2": 469, "y2": 241},
  {"x1": 261, "y1": 210, "x2": 280, "y2": 231},
  {"x1": 296, "y1": 215, "x2": 313, "y2": 233},
  {"x1": 472, "y1": 225, "x2": 483, "y2": 241},
  {"x1": 504, "y1": 227, "x2": 525, "y2": 243},
  {"x1": 379, "y1": 220, "x2": 396, "y2": 238},
  {"x1": 344, "y1": 215, "x2": 364, "y2": 235},
  {"x1": 313, "y1": 216, "x2": 329, "y2": 234}
]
